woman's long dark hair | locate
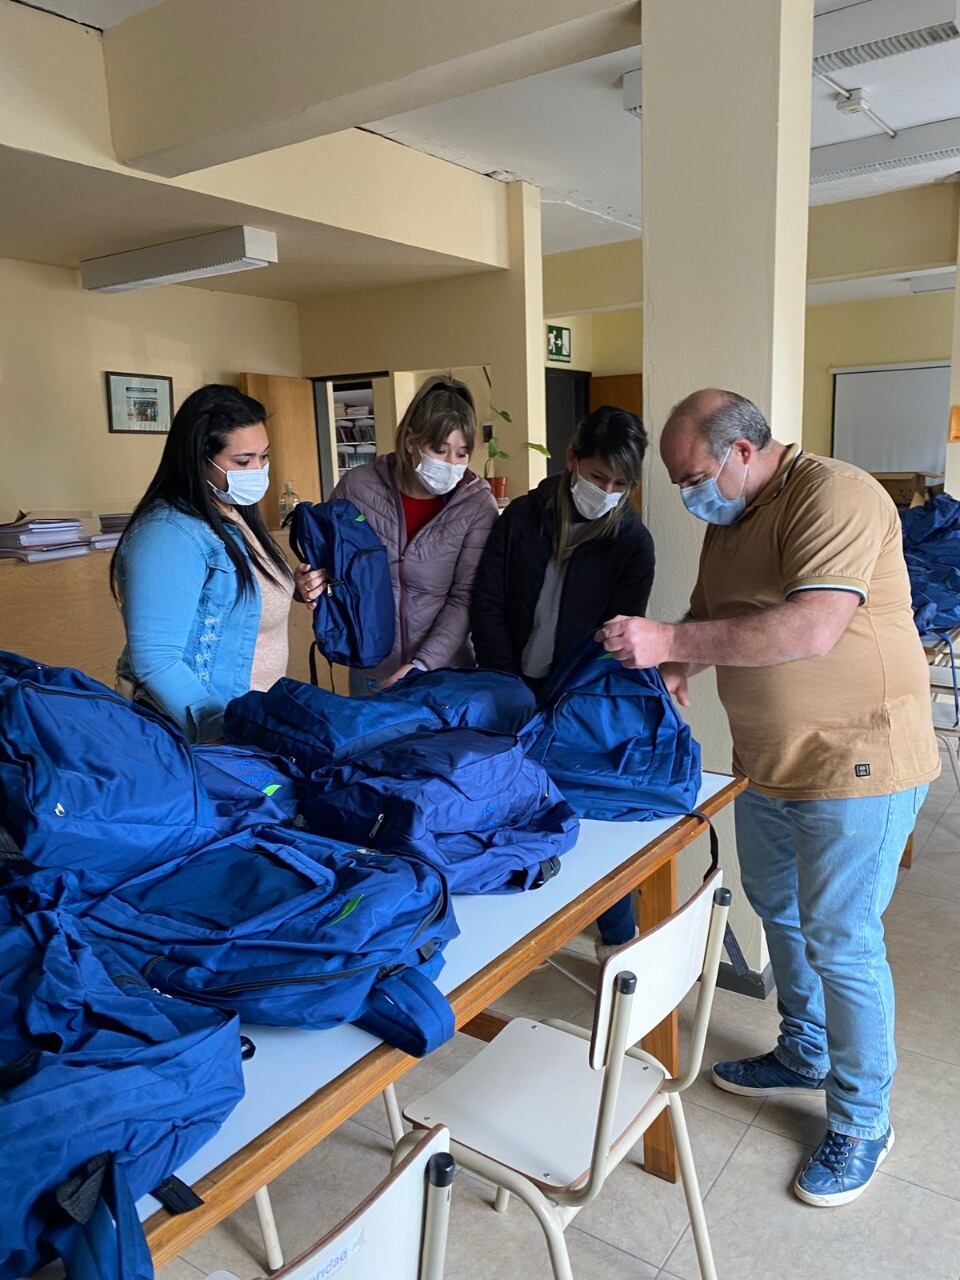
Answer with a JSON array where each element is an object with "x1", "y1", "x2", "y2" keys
[
  {"x1": 111, "y1": 384, "x2": 292, "y2": 600},
  {"x1": 554, "y1": 404, "x2": 647, "y2": 562}
]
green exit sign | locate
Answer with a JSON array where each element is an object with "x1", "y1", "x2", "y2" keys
[{"x1": 547, "y1": 324, "x2": 571, "y2": 363}]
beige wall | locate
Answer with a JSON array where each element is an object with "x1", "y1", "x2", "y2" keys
[
  {"x1": 544, "y1": 314, "x2": 594, "y2": 371},
  {"x1": 808, "y1": 185, "x2": 960, "y2": 284},
  {"x1": 803, "y1": 293, "x2": 954, "y2": 458},
  {"x1": 300, "y1": 183, "x2": 546, "y2": 495},
  {"x1": 543, "y1": 240, "x2": 642, "y2": 317},
  {"x1": 0, "y1": 257, "x2": 302, "y2": 518},
  {"x1": 541, "y1": 308, "x2": 642, "y2": 376},
  {"x1": 590, "y1": 308, "x2": 642, "y2": 376}
]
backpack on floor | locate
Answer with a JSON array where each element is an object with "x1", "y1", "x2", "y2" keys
[
  {"x1": 302, "y1": 727, "x2": 579, "y2": 894},
  {"x1": 288, "y1": 499, "x2": 395, "y2": 671},
  {"x1": 224, "y1": 668, "x2": 537, "y2": 774},
  {"x1": 79, "y1": 824, "x2": 458, "y2": 1057},
  {"x1": 0, "y1": 651, "x2": 299, "y2": 895},
  {"x1": 523, "y1": 646, "x2": 702, "y2": 821},
  {"x1": 0, "y1": 888, "x2": 245, "y2": 1280}
]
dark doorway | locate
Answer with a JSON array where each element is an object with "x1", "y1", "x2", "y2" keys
[{"x1": 545, "y1": 368, "x2": 591, "y2": 475}]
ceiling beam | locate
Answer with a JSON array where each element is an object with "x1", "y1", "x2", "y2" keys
[{"x1": 103, "y1": 0, "x2": 640, "y2": 177}]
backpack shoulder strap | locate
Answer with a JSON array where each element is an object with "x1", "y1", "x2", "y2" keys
[{"x1": 356, "y1": 966, "x2": 454, "y2": 1058}]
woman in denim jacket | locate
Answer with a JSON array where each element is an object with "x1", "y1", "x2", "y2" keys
[{"x1": 113, "y1": 385, "x2": 322, "y2": 742}]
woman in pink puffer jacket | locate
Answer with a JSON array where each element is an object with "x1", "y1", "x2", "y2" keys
[{"x1": 329, "y1": 376, "x2": 498, "y2": 693}]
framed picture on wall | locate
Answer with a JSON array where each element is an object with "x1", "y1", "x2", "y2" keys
[{"x1": 105, "y1": 372, "x2": 174, "y2": 434}]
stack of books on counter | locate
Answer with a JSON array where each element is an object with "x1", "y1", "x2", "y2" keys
[
  {"x1": 91, "y1": 512, "x2": 131, "y2": 551},
  {"x1": 0, "y1": 515, "x2": 90, "y2": 563}
]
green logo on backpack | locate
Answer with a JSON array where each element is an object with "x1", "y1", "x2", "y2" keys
[
  {"x1": 330, "y1": 894, "x2": 363, "y2": 925},
  {"x1": 355, "y1": 514, "x2": 366, "y2": 522}
]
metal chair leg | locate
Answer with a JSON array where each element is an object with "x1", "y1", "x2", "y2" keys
[
  {"x1": 254, "y1": 1185, "x2": 284, "y2": 1273},
  {"x1": 382, "y1": 1083, "x2": 405, "y2": 1144},
  {"x1": 939, "y1": 732, "x2": 960, "y2": 794},
  {"x1": 667, "y1": 1095, "x2": 717, "y2": 1280}
]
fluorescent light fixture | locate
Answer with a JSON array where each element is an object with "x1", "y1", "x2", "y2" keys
[
  {"x1": 622, "y1": 68, "x2": 642, "y2": 119},
  {"x1": 81, "y1": 226, "x2": 278, "y2": 293},
  {"x1": 910, "y1": 270, "x2": 957, "y2": 294},
  {"x1": 810, "y1": 117, "x2": 960, "y2": 183},
  {"x1": 813, "y1": 0, "x2": 960, "y2": 73}
]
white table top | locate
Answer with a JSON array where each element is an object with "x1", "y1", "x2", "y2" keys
[{"x1": 138, "y1": 772, "x2": 732, "y2": 1218}]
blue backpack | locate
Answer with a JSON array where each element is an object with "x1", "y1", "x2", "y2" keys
[
  {"x1": 523, "y1": 647, "x2": 702, "y2": 821},
  {"x1": 0, "y1": 652, "x2": 300, "y2": 895},
  {"x1": 365, "y1": 667, "x2": 536, "y2": 735},
  {"x1": 224, "y1": 668, "x2": 535, "y2": 774},
  {"x1": 0, "y1": 888, "x2": 244, "y2": 1280},
  {"x1": 79, "y1": 824, "x2": 458, "y2": 1057},
  {"x1": 288, "y1": 499, "x2": 395, "y2": 671},
  {"x1": 302, "y1": 728, "x2": 579, "y2": 894},
  {"x1": 225, "y1": 677, "x2": 440, "y2": 773}
]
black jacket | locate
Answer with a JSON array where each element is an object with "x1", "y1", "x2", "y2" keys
[{"x1": 470, "y1": 475, "x2": 655, "y2": 680}]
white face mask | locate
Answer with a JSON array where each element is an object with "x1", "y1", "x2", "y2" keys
[
  {"x1": 208, "y1": 459, "x2": 270, "y2": 506},
  {"x1": 415, "y1": 451, "x2": 467, "y2": 496},
  {"x1": 570, "y1": 469, "x2": 623, "y2": 521}
]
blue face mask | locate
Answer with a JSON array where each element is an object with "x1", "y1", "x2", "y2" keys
[
  {"x1": 680, "y1": 447, "x2": 747, "y2": 525},
  {"x1": 208, "y1": 460, "x2": 270, "y2": 507}
]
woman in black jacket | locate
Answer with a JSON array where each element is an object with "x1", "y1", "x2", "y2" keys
[{"x1": 470, "y1": 405, "x2": 654, "y2": 961}]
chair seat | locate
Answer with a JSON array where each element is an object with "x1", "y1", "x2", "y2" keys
[
  {"x1": 403, "y1": 1019, "x2": 665, "y2": 1191},
  {"x1": 932, "y1": 702, "x2": 960, "y2": 731}
]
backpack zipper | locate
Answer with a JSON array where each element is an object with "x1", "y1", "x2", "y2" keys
[{"x1": 142, "y1": 858, "x2": 447, "y2": 996}]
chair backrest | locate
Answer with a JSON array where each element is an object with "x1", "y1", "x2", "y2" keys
[
  {"x1": 208, "y1": 1127, "x2": 454, "y2": 1280},
  {"x1": 589, "y1": 871, "x2": 723, "y2": 1070}
]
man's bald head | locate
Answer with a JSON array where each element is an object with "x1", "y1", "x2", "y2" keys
[
  {"x1": 660, "y1": 388, "x2": 777, "y2": 500},
  {"x1": 663, "y1": 389, "x2": 771, "y2": 461}
]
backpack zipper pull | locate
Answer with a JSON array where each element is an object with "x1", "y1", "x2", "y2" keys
[{"x1": 369, "y1": 812, "x2": 386, "y2": 840}]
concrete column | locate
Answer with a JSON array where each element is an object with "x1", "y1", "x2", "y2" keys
[
  {"x1": 944, "y1": 212, "x2": 960, "y2": 498},
  {"x1": 497, "y1": 181, "x2": 548, "y2": 494},
  {"x1": 641, "y1": 0, "x2": 814, "y2": 979}
]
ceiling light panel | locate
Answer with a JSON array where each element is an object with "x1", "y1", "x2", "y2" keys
[
  {"x1": 813, "y1": 0, "x2": 960, "y2": 72},
  {"x1": 80, "y1": 226, "x2": 278, "y2": 293}
]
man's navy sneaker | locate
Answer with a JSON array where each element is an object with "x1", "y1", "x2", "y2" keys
[
  {"x1": 711, "y1": 1051, "x2": 825, "y2": 1098},
  {"x1": 794, "y1": 1127, "x2": 894, "y2": 1207}
]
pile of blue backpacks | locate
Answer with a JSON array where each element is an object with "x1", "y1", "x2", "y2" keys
[
  {"x1": 900, "y1": 492, "x2": 960, "y2": 637},
  {"x1": 0, "y1": 645, "x2": 700, "y2": 1278}
]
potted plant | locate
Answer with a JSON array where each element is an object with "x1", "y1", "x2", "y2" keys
[{"x1": 483, "y1": 407, "x2": 550, "y2": 501}]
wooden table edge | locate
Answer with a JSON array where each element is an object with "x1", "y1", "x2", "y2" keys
[{"x1": 146, "y1": 777, "x2": 745, "y2": 1264}]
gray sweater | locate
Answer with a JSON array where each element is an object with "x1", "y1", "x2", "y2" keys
[{"x1": 333, "y1": 454, "x2": 498, "y2": 681}]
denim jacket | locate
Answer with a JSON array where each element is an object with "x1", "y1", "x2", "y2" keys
[{"x1": 115, "y1": 504, "x2": 261, "y2": 742}]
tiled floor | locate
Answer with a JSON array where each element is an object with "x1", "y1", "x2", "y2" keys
[{"x1": 160, "y1": 768, "x2": 960, "y2": 1280}]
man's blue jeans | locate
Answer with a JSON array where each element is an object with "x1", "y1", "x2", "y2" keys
[{"x1": 735, "y1": 785, "x2": 926, "y2": 1140}]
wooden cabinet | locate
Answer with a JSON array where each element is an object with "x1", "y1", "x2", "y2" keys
[{"x1": 240, "y1": 373, "x2": 321, "y2": 528}]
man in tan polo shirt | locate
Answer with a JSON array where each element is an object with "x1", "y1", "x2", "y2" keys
[{"x1": 599, "y1": 388, "x2": 938, "y2": 1208}]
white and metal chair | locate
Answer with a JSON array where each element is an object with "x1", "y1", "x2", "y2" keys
[
  {"x1": 251, "y1": 1083, "x2": 409, "y2": 1273},
  {"x1": 929, "y1": 663, "x2": 960, "y2": 793},
  {"x1": 206, "y1": 1124, "x2": 454, "y2": 1280},
  {"x1": 394, "y1": 873, "x2": 731, "y2": 1280}
]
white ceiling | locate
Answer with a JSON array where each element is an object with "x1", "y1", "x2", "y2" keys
[
  {"x1": 370, "y1": 8, "x2": 960, "y2": 254},
  {"x1": 12, "y1": 0, "x2": 161, "y2": 28}
]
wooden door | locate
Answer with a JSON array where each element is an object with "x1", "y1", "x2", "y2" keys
[
  {"x1": 240, "y1": 373, "x2": 320, "y2": 530},
  {"x1": 589, "y1": 374, "x2": 644, "y2": 517},
  {"x1": 589, "y1": 373, "x2": 643, "y2": 418}
]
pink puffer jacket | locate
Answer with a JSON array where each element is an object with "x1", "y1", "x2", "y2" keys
[{"x1": 332, "y1": 454, "x2": 498, "y2": 681}]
